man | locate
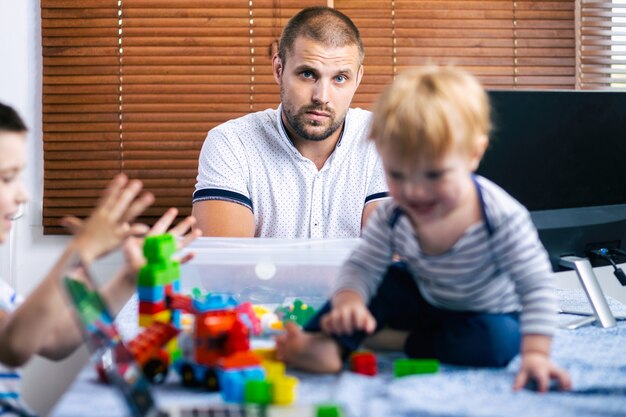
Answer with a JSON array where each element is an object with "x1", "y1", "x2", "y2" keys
[{"x1": 192, "y1": 7, "x2": 388, "y2": 238}]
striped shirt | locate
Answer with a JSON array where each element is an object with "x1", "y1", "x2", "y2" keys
[
  {"x1": 193, "y1": 105, "x2": 389, "y2": 238},
  {"x1": 0, "y1": 279, "x2": 23, "y2": 406},
  {"x1": 335, "y1": 175, "x2": 558, "y2": 336}
]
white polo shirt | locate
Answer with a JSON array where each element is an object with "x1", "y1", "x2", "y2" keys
[{"x1": 193, "y1": 105, "x2": 389, "y2": 238}]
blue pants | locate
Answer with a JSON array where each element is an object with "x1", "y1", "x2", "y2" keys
[{"x1": 304, "y1": 263, "x2": 521, "y2": 367}]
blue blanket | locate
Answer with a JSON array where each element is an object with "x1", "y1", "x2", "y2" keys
[{"x1": 51, "y1": 289, "x2": 626, "y2": 417}]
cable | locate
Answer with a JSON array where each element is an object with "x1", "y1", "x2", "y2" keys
[{"x1": 590, "y1": 248, "x2": 626, "y2": 286}]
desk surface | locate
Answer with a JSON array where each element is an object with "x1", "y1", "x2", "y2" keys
[{"x1": 52, "y1": 290, "x2": 626, "y2": 417}]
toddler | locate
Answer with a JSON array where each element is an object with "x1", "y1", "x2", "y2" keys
[{"x1": 276, "y1": 67, "x2": 571, "y2": 392}]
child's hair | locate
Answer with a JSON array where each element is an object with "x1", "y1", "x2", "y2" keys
[
  {"x1": 369, "y1": 66, "x2": 490, "y2": 163},
  {"x1": 0, "y1": 102, "x2": 28, "y2": 134}
]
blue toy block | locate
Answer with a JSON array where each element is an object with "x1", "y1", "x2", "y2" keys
[
  {"x1": 220, "y1": 370, "x2": 246, "y2": 403},
  {"x1": 137, "y1": 285, "x2": 165, "y2": 303}
]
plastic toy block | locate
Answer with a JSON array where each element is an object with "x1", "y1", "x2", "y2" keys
[
  {"x1": 138, "y1": 300, "x2": 166, "y2": 315},
  {"x1": 138, "y1": 310, "x2": 172, "y2": 328},
  {"x1": 316, "y1": 404, "x2": 343, "y2": 417},
  {"x1": 220, "y1": 351, "x2": 261, "y2": 370},
  {"x1": 192, "y1": 292, "x2": 239, "y2": 312},
  {"x1": 143, "y1": 234, "x2": 177, "y2": 263},
  {"x1": 275, "y1": 299, "x2": 317, "y2": 327},
  {"x1": 261, "y1": 360, "x2": 285, "y2": 382},
  {"x1": 253, "y1": 348, "x2": 278, "y2": 361},
  {"x1": 242, "y1": 367, "x2": 265, "y2": 381},
  {"x1": 350, "y1": 352, "x2": 377, "y2": 376},
  {"x1": 393, "y1": 358, "x2": 439, "y2": 378},
  {"x1": 220, "y1": 370, "x2": 246, "y2": 403},
  {"x1": 137, "y1": 285, "x2": 165, "y2": 302},
  {"x1": 244, "y1": 379, "x2": 272, "y2": 405},
  {"x1": 138, "y1": 261, "x2": 180, "y2": 287},
  {"x1": 272, "y1": 375, "x2": 298, "y2": 405}
]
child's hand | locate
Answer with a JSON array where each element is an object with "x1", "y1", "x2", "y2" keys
[
  {"x1": 121, "y1": 207, "x2": 202, "y2": 278},
  {"x1": 513, "y1": 351, "x2": 572, "y2": 392},
  {"x1": 61, "y1": 174, "x2": 154, "y2": 265},
  {"x1": 320, "y1": 290, "x2": 377, "y2": 335}
]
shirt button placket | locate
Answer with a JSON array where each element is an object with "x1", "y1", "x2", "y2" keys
[{"x1": 311, "y1": 173, "x2": 324, "y2": 238}]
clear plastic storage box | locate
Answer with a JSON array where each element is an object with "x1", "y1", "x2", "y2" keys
[{"x1": 180, "y1": 238, "x2": 361, "y2": 307}]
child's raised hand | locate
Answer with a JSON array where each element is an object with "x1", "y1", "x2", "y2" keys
[
  {"x1": 61, "y1": 174, "x2": 154, "y2": 265},
  {"x1": 121, "y1": 207, "x2": 202, "y2": 277},
  {"x1": 513, "y1": 352, "x2": 572, "y2": 393},
  {"x1": 320, "y1": 290, "x2": 377, "y2": 335}
]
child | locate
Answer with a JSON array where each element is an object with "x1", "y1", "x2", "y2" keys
[
  {"x1": 0, "y1": 102, "x2": 200, "y2": 407},
  {"x1": 276, "y1": 67, "x2": 572, "y2": 392}
]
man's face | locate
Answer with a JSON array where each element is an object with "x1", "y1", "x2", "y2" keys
[{"x1": 274, "y1": 36, "x2": 363, "y2": 143}]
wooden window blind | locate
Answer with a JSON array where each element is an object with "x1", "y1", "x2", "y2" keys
[
  {"x1": 337, "y1": 1, "x2": 575, "y2": 90},
  {"x1": 577, "y1": 0, "x2": 626, "y2": 89},
  {"x1": 41, "y1": 0, "x2": 322, "y2": 234},
  {"x1": 41, "y1": 1, "x2": 599, "y2": 234}
]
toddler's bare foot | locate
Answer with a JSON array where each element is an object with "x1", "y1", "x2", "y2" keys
[{"x1": 275, "y1": 321, "x2": 343, "y2": 373}]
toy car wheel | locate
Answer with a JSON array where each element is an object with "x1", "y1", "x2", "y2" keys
[
  {"x1": 180, "y1": 364, "x2": 198, "y2": 387},
  {"x1": 143, "y1": 359, "x2": 169, "y2": 385},
  {"x1": 204, "y1": 369, "x2": 220, "y2": 392}
]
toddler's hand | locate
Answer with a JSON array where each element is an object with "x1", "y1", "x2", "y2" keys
[
  {"x1": 514, "y1": 351, "x2": 572, "y2": 393},
  {"x1": 320, "y1": 290, "x2": 377, "y2": 335}
]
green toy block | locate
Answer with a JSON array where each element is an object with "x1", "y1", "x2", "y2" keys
[
  {"x1": 244, "y1": 380, "x2": 272, "y2": 405},
  {"x1": 316, "y1": 404, "x2": 343, "y2": 417},
  {"x1": 393, "y1": 358, "x2": 439, "y2": 378},
  {"x1": 138, "y1": 261, "x2": 180, "y2": 287},
  {"x1": 143, "y1": 234, "x2": 177, "y2": 263}
]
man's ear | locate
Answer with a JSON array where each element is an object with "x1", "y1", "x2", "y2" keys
[
  {"x1": 355, "y1": 65, "x2": 364, "y2": 89},
  {"x1": 272, "y1": 54, "x2": 283, "y2": 84},
  {"x1": 470, "y1": 134, "x2": 489, "y2": 171}
]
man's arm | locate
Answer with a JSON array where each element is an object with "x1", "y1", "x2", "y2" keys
[
  {"x1": 192, "y1": 200, "x2": 256, "y2": 237},
  {"x1": 361, "y1": 201, "x2": 381, "y2": 229}
]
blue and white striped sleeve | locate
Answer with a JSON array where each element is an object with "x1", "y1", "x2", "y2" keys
[
  {"x1": 492, "y1": 210, "x2": 559, "y2": 336},
  {"x1": 193, "y1": 128, "x2": 252, "y2": 211},
  {"x1": 0, "y1": 279, "x2": 22, "y2": 313},
  {"x1": 334, "y1": 203, "x2": 395, "y2": 302}
]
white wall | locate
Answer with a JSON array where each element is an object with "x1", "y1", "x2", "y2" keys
[{"x1": 0, "y1": 1, "x2": 89, "y2": 415}]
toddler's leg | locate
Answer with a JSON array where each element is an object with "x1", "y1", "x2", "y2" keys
[{"x1": 405, "y1": 311, "x2": 521, "y2": 367}]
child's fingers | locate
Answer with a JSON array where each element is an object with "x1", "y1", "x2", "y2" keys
[
  {"x1": 109, "y1": 179, "x2": 144, "y2": 220},
  {"x1": 179, "y1": 228, "x2": 202, "y2": 249},
  {"x1": 364, "y1": 313, "x2": 377, "y2": 334},
  {"x1": 120, "y1": 191, "x2": 154, "y2": 225},
  {"x1": 178, "y1": 252, "x2": 195, "y2": 265},
  {"x1": 149, "y1": 208, "x2": 178, "y2": 235},
  {"x1": 99, "y1": 173, "x2": 128, "y2": 211},
  {"x1": 513, "y1": 369, "x2": 528, "y2": 391},
  {"x1": 169, "y1": 215, "x2": 197, "y2": 238},
  {"x1": 552, "y1": 367, "x2": 572, "y2": 391},
  {"x1": 60, "y1": 216, "x2": 83, "y2": 234},
  {"x1": 128, "y1": 223, "x2": 150, "y2": 237}
]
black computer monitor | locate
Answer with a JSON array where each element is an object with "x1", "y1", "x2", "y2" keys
[{"x1": 477, "y1": 90, "x2": 626, "y2": 270}]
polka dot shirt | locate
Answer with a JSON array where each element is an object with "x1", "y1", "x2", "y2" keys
[{"x1": 193, "y1": 105, "x2": 389, "y2": 238}]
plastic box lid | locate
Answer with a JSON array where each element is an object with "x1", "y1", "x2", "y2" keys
[{"x1": 180, "y1": 238, "x2": 361, "y2": 306}]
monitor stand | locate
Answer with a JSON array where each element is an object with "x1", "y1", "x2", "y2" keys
[{"x1": 559, "y1": 256, "x2": 617, "y2": 329}]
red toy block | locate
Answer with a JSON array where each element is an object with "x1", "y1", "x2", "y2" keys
[{"x1": 350, "y1": 352, "x2": 377, "y2": 376}]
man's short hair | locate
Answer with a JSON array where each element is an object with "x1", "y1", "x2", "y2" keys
[
  {"x1": 279, "y1": 7, "x2": 365, "y2": 65},
  {"x1": 0, "y1": 102, "x2": 28, "y2": 133}
]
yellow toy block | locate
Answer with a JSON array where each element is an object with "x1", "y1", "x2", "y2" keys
[
  {"x1": 272, "y1": 375, "x2": 298, "y2": 405},
  {"x1": 139, "y1": 310, "x2": 172, "y2": 328},
  {"x1": 261, "y1": 359, "x2": 286, "y2": 382}
]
